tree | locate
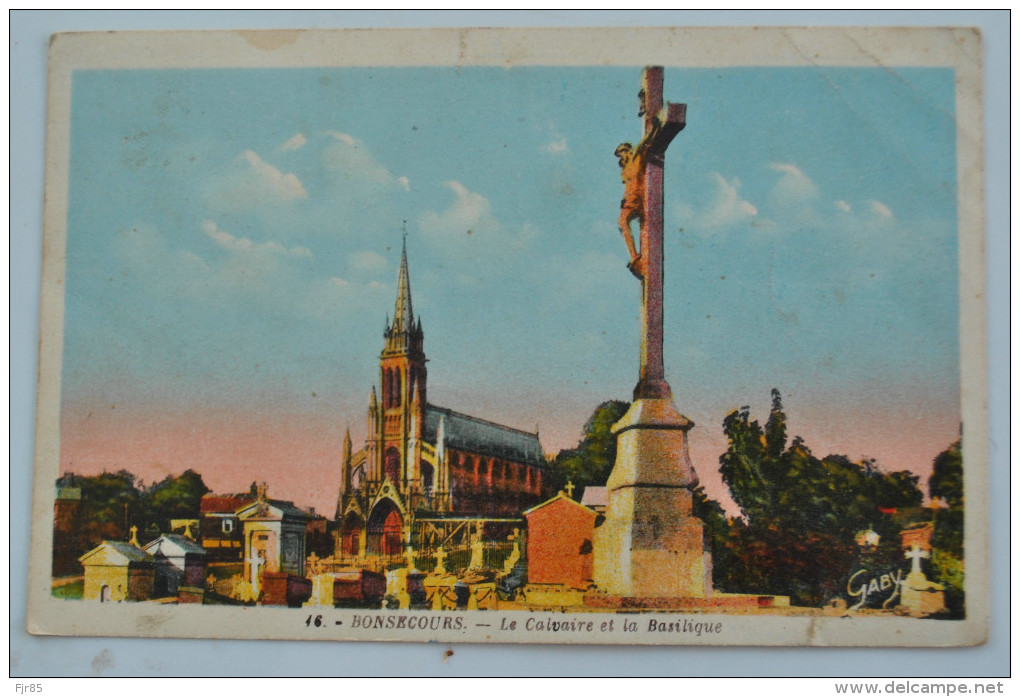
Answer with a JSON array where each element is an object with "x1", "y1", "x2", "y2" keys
[
  {"x1": 549, "y1": 400, "x2": 630, "y2": 496},
  {"x1": 691, "y1": 483, "x2": 734, "y2": 585},
  {"x1": 137, "y1": 469, "x2": 210, "y2": 543},
  {"x1": 717, "y1": 390, "x2": 925, "y2": 605},
  {"x1": 929, "y1": 438, "x2": 964, "y2": 615},
  {"x1": 930, "y1": 439, "x2": 963, "y2": 510}
]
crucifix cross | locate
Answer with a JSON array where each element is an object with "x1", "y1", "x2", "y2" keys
[
  {"x1": 564, "y1": 480, "x2": 575, "y2": 498},
  {"x1": 618, "y1": 67, "x2": 686, "y2": 400}
]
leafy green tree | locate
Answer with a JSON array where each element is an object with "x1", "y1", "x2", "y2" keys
[
  {"x1": 137, "y1": 469, "x2": 209, "y2": 542},
  {"x1": 692, "y1": 483, "x2": 734, "y2": 583},
  {"x1": 930, "y1": 439, "x2": 963, "y2": 509},
  {"x1": 550, "y1": 400, "x2": 630, "y2": 496},
  {"x1": 929, "y1": 438, "x2": 964, "y2": 615},
  {"x1": 69, "y1": 469, "x2": 140, "y2": 543},
  {"x1": 717, "y1": 390, "x2": 924, "y2": 605}
]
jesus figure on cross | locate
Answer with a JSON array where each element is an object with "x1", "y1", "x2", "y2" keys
[
  {"x1": 615, "y1": 141, "x2": 647, "y2": 278},
  {"x1": 616, "y1": 86, "x2": 666, "y2": 279},
  {"x1": 615, "y1": 127, "x2": 661, "y2": 279}
]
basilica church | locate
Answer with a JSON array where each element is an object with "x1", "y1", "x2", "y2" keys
[{"x1": 336, "y1": 243, "x2": 552, "y2": 559}]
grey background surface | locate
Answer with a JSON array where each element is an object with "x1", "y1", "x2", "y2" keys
[{"x1": 10, "y1": 10, "x2": 1009, "y2": 677}]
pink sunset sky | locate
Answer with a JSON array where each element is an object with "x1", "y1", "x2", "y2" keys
[{"x1": 59, "y1": 380, "x2": 960, "y2": 517}]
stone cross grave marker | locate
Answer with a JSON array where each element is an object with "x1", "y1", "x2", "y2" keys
[{"x1": 905, "y1": 544, "x2": 930, "y2": 575}]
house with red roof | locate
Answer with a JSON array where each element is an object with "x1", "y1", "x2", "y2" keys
[{"x1": 199, "y1": 486, "x2": 255, "y2": 562}]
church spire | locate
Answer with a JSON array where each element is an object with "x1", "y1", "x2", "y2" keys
[{"x1": 391, "y1": 232, "x2": 414, "y2": 335}]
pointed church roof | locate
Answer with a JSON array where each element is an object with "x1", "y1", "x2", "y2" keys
[
  {"x1": 391, "y1": 236, "x2": 414, "y2": 334},
  {"x1": 423, "y1": 405, "x2": 546, "y2": 466}
]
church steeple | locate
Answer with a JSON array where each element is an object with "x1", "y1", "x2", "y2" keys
[
  {"x1": 383, "y1": 234, "x2": 423, "y2": 358},
  {"x1": 380, "y1": 235, "x2": 426, "y2": 413},
  {"x1": 391, "y1": 235, "x2": 414, "y2": 335},
  {"x1": 376, "y1": 234, "x2": 427, "y2": 490}
]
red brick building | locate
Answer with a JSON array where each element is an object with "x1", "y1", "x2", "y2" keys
[{"x1": 523, "y1": 491, "x2": 597, "y2": 590}]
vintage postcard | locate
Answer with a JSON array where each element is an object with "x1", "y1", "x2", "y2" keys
[{"x1": 28, "y1": 27, "x2": 987, "y2": 646}]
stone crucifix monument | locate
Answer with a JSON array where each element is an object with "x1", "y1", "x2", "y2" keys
[{"x1": 593, "y1": 66, "x2": 710, "y2": 599}]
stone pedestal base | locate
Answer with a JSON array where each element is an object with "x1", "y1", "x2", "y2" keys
[
  {"x1": 592, "y1": 398, "x2": 711, "y2": 598},
  {"x1": 594, "y1": 495, "x2": 709, "y2": 597},
  {"x1": 898, "y1": 571, "x2": 946, "y2": 617}
]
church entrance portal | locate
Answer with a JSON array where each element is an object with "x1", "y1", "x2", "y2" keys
[
  {"x1": 367, "y1": 499, "x2": 403, "y2": 557},
  {"x1": 341, "y1": 513, "x2": 363, "y2": 557}
]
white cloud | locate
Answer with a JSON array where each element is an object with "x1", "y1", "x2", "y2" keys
[
  {"x1": 279, "y1": 133, "x2": 307, "y2": 152},
  {"x1": 542, "y1": 136, "x2": 568, "y2": 154},
  {"x1": 204, "y1": 149, "x2": 307, "y2": 212},
  {"x1": 321, "y1": 130, "x2": 408, "y2": 194},
  {"x1": 421, "y1": 180, "x2": 495, "y2": 234},
  {"x1": 299, "y1": 275, "x2": 389, "y2": 321},
  {"x1": 768, "y1": 162, "x2": 819, "y2": 205},
  {"x1": 114, "y1": 221, "x2": 391, "y2": 325},
  {"x1": 418, "y1": 180, "x2": 537, "y2": 273},
  {"x1": 202, "y1": 220, "x2": 312, "y2": 258},
  {"x1": 870, "y1": 200, "x2": 894, "y2": 218},
  {"x1": 836, "y1": 200, "x2": 852, "y2": 213},
  {"x1": 348, "y1": 250, "x2": 388, "y2": 273},
  {"x1": 689, "y1": 173, "x2": 759, "y2": 230},
  {"x1": 328, "y1": 131, "x2": 357, "y2": 146},
  {"x1": 242, "y1": 151, "x2": 307, "y2": 200}
]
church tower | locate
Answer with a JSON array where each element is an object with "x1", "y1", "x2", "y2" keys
[{"x1": 376, "y1": 238, "x2": 427, "y2": 489}]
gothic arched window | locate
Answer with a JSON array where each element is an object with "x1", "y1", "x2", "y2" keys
[{"x1": 384, "y1": 447, "x2": 401, "y2": 482}]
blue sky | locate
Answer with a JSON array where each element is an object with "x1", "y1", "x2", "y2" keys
[{"x1": 60, "y1": 65, "x2": 960, "y2": 511}]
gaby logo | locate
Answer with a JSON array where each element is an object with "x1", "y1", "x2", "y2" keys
[{"x1": 847, "y1": 568, "x2": 904, "y2": 610}]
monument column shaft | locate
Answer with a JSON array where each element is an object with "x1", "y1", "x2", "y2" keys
[
  {"x1": 634, "y1": 67, "x2": 682, "y2": 400},
  {"x1": 638, "y1": 153, "x2": 668, "y2": 399}
]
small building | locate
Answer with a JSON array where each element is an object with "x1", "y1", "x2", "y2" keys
[
  {"x1": 78, "y1": 540, "x2": 154, "y2": 603},
  {"x1": 238, "y1": 484, "x2": 312, "y2": 599},
  {"x1": 523, "y1": 490, "x2": 597, "y2": 590},
  {"x1": 199, "y1": 489, "x2": 255, "y2": 561},
  {"x1": 143, "y1": 534, "x2": 207, "y2": 597}
]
